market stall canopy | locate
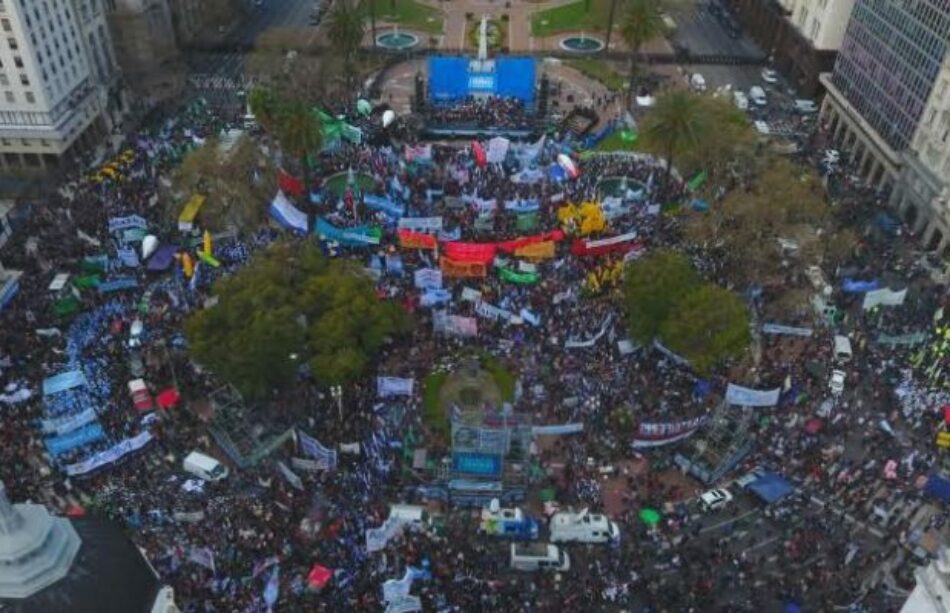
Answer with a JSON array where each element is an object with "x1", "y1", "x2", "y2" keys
[{"x1": 746, "y1": 471, "x2": 795, "y2": 504}]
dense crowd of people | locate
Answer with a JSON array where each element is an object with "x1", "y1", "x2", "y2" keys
[
  {"x1": 425, "y1": 96, "x2": 533, "y2": 129},
  {"x1": 0, "y1": 84, "x2": 947, "y2": 613}
]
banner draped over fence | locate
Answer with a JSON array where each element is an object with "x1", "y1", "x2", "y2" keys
[{"x1": 399, "y1": 230, "x2": 438, "y2": 250}]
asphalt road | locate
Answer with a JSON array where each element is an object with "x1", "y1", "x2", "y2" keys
[{"x1": 184, "y1": 0, "x2": 318, "y2": 115}]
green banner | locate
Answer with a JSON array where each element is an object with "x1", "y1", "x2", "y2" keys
[
  {"x1": 73, "y1": 275, "x2": 101, "y2": 289},
  {"x1": 499, "y1": 266, "x2": 540, "y2": 285},
  {"x1": 516, "y1": 213, "x2": 538, "y2": 232},
  {"x1": 687, "y1": 170, "x2": 708, "y2": 191}
]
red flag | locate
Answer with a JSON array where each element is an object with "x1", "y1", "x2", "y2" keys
[{"x1": 278, "y1": 169, "x2": 304, "y2": 198}]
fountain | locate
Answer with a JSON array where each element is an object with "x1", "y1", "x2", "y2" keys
[
  {"x1": 376, "y1": 24, "x2": 420, "y2": 50},
  {"x1": 560, "y1": 31, "x2": 605, "y2": 53},
  {"x1": 324, "y1": 170, "x2": 375, "y2": 197},
  {"x1": 597, "y1": 175, "x2": 646, "y2": 201}
]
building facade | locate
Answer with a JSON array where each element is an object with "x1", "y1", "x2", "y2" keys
[
  {"x1": 728, "y1": 0, "x2": 856, "y2": 96},
  {"x1": 0, "y1": 0, "x2": 121, "y2": 169},
  {"x1": 108, "y1": 0, "x2": 183, "y2": 111},
  {"x1": 820, "y1": 0, "x2": 950, "y2": 253},
  {"x1": 902, "y1": 546, "x2": 950, "y2": 612}
]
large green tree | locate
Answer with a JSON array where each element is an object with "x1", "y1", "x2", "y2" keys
[
  {"x1": 622, "y1": 249, "x2": 700, "y2": 343},
  {"x1": 659, "y1": 283, "x2": 750, "y2": 373},
  {"x1": 326, "y1": 0, "x2": 366, "y2": 66},
  {"x1": 185, "y1": 242, "x2": 410, "y2": 398},
  {"x1": 164, "y1": 135, "x2": 276, "y2": 232},
  {"x1": 683, "y1": 157, "x2": 835, "y2": 285}
]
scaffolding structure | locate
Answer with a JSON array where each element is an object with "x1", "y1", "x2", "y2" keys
[
  {"x1": 207, "y1": 385, "x2": 294, "y2": 469},
  {"x1": 674, "y1": 403, "x2": 755, "y2": 484}
]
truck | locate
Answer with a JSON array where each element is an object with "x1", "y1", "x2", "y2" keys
[
  {"x1": 478, "y1": 499, "x2": 539, "y2": 540},
  {"x1": 549, "y1": 509, "x2": 620, "y2": 544}
]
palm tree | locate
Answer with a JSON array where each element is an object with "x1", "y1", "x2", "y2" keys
[
  {"x1": 276, "y1": 101, "x2": 324, "y2": 227},
  {"x1": 619, "y1": 0, "x2": 664, "y2": 100},
  {"x1": 638, "y1": 89, "x2": 704, "y2": 198},
  {"x1": 326, "y1": 0, "x2": 366, "y2": 61},
  {"x1": 248, "y1": 86, "x2": 279, "y2": 133},
  {"x1": 604, "y1": 0, "x2": 622, "y2": 54}
]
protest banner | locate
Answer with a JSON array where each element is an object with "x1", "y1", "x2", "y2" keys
[
  {"x1": 291, "y1": 457, "x2": 326, "y2": 472},
  {"x1": 377, "y1": 377, "x2": 415, "y2": 397},
  {"x1": 398, "y1": 230, "x2": 437, "y2": 250},
  {"x1": 440, "y1": 257, "x2": 487, "y2": 278},
  {"x1": 460, "y1": 287, "x2": 482, "y2": 303},
  {"x1": 419, "y1": 289, "x2": 452, "y2": 307},
  {"x1": 108, "y1": 215, "x2": 148, "y2": 233},
  {"x1": 398, "y1": 217, "x2": 443, "y2": 233},
  {"x1": 564, "y1": 314, "x2": 614, "y2": 349},
  {"x1": 762, "y1": 323, "x2": 814, "y2": 337},
  {"x1": 64, "y1": 430, "x2": 155, "y2": 476},
  {"x1": 513, "y1": 240, "x2": 555, "y2": 260},
  {"x1": 862, "y1": 287, "x2": 908, "y2": 310},
  {"x1": 413, "y1": 268, "x2": 443, "y2": 290},
  {"x1": 532, "y1": 423, "x2": 584, "y2": 435},
  {"x1": 475, "y1": 300, "x2": 514, "y2": 323},
  {"x1": 432, "y1": 312, "x2": 478, "y2": 337},
  {"x1": 725, "y1": 383, "x2": 781, "y2": 407}
]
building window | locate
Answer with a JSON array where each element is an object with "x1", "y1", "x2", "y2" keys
[
  {"x1": 0, "y1": 139, "x2": 9, "y2": 146},
  {"x1": 4, "y1": 91, "x2": 12, "y2": 103},
  {"x1": 0, "y1": 75, "x2": 6, "y2": 87},
  {"x1": 25, "y1": 91, "x2": 33, "y2": 103},
  {"x1": 19, "y1": 74, "x2": 27, "y2": 86},
  {"x1": 13, "y1": 55, "x2": 21, "y2": 68},
  {"x1": 40, "y1": 139, "x2": 48, "y2": 147},
  {"x1": 0, "y1": 19, "x2": 9, "y2": 32},
  {"x1": 20, "y1": 139, "x2": 28, "y2": 146}
]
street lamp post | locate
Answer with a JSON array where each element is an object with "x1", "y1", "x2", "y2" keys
[{"x1": 331, "y1": 385, "x2": 343, "y2": 421}]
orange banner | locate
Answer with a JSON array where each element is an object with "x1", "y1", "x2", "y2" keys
[
  {"x1": 398, "y1": 229, "x2": 437, "y2": 250},
  {"x1": 440, "y1": 257, "x2": 487, "y2": 278},
  {"x1": 514, "y1": 240, "x2": 555, "y2": 260}
]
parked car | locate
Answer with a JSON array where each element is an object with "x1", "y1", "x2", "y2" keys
[
  {"x1": 829, "y1": 370, "x2": 846, "y2": 395},
  {"x1": 749, "y1": 86, "x2": 768, "y2": 106},
  {"x1": 700, "y1": 488, "x2": 734, "y2": 512},
  {"x1": 733, "y1": 90, "x2": 749, "y2": 110},
  {"x1": 761, "y1": 68, "x2": 779, "y2": 84},
  {"x1": 794, "y1": 99, "x2": 819, "y2": 114},
  {"x1": 690, "y1": 73, "x2": 707, "y2": 92}
]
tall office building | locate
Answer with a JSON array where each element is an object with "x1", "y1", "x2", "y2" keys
[
  {"x1": 820, "y1": 0, "x2": 950, "y2": 253},
  {"x1": 0, "y1": 0, "x2": 121, "y2": 170},
  {"x1": 108, "y1": 0, "x2": 183, "y2": 110}
]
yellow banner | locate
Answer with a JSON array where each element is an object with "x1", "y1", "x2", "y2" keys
[
  {"x1": 514, "y1": 240, "x2": 555, "y2": 260},
  {"x1": 440, "y1": 257, "x2": 487, "y2": 278},
  {"x1": 937, "y1": 432, "x2": 950, "y2": 448}
]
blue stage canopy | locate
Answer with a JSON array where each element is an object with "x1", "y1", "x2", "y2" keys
[{"x1": 428, "y1": 56, "x2": 536, "y2": 104}]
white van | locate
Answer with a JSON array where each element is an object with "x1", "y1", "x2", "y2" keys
[
  {"x1": 387, "y1": 504, "x2": 430, "y2": 528},
  {"x1": 699, "y1": 488, "x2": 733, "y2": 512},
  {"x1": 794, "y1": 99, "x2": 818, "y2": 114},
  {"x1": 510, "y1": 543, "x2": 570, "y2": 572},
  {"x1": 549, "y1": 509, "x2": 620, "y2": 544},
  {"x1": 749, "y1": 86, "x2": 767, "y2": 106},
  {"x1": 833, "y1": 335, "x2": 853, "y2": 363},
  {"x1": 183, "y1": 451, "x2": 229, "y2": 482}
]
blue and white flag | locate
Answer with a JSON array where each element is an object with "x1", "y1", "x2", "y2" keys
[
  {"x1": 263, "y1": 565, "x2": 280, "y2": 608},
  {"x1": 297, "y1": 429, "x2": 337, "y2": 469},
  {"x1": 188, "y1": 547, "x2": 216, "y2": 573}
]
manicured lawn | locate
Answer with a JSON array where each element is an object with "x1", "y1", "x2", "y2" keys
[
  {"x1": 481, "y1": 354, "x2": 516, "y2": 401},
  {"x1": 364, "y1": 0, "x2": 444, "y2": 34},
  {"x1": 531, "y1": 0, "x2": 610, "y2": 36},
  {"x1": 595, "y1": 129, "x2": 638, "y2": 152},
  {"x1": 566, "y1": 58, "x2": 625, "y2": 92}
]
